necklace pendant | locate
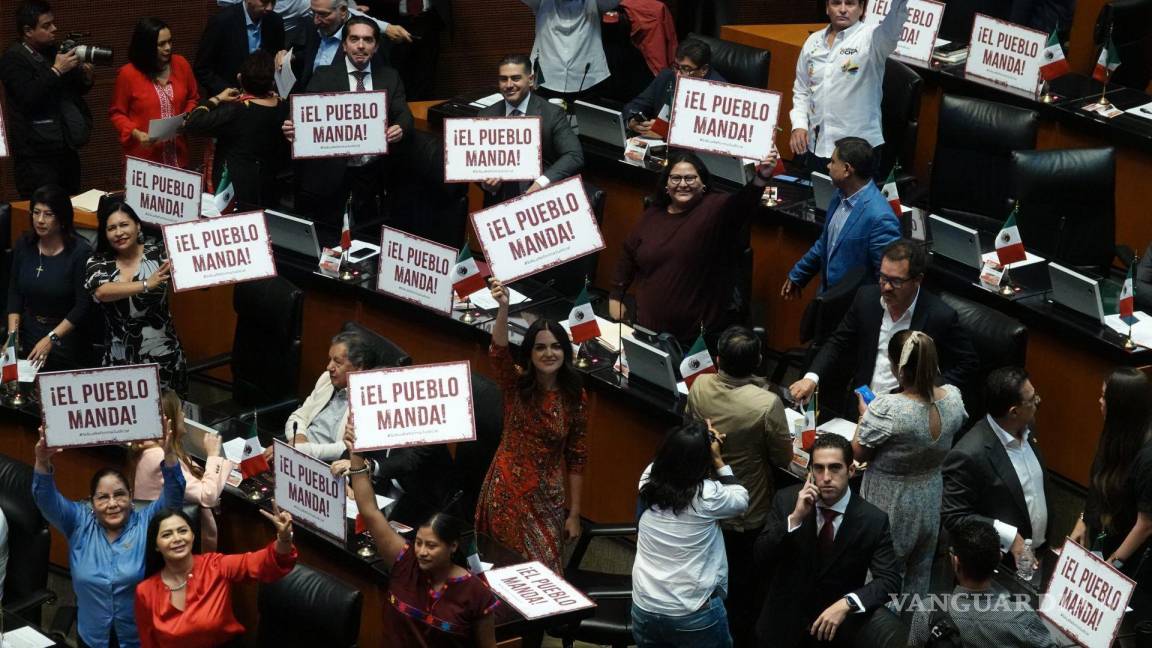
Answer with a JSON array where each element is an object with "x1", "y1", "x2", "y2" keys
[{"x1": 35, "y1": 264, "x2": 44, "y2": 278}]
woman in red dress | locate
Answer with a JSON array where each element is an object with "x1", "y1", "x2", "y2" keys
[
  {"x1": 342, "y1": 424, "x2": 500, "y2": 647},
  {"x1": 109, "y1": 17, "x2": 199, "y2": 168},
  {"x1": 476, "y1": 278, "x2": 588, "y2": 573},
  {"x1": 134, "y1": 505, "x2": 296, "y2": 648}
]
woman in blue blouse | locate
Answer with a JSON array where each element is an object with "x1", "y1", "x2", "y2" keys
[{"x1": 32, "y1": 420, "x2": 185, "y2": 648}]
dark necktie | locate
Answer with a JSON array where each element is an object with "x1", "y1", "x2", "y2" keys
[
  {"x1": 352, "y1": 70, "x2": 367, "y2": 92},
  {"x1": 509, "y1": 108, "x2": 523, "y2": 117},
  {"x1": 818, "y1": 508, "x2": 840, "y2": 552}
]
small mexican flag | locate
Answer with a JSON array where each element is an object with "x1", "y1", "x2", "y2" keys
[
  {"x1": 452, "y1": 247, "x2": 486, "y2": 299},
  {"x1": 239, "y1": 421, "x2": 270, "y2": 479},
  {"x1": 880, "y1": 168, "x2": 902, "y2": 217},
  {"x1": 213, "y1": 165, "x2": 236, "y2": 215},
  {"x1": 1120, "y1": 261, "x2": 1137, "y2": 324},
  {"x1": 0, "y1": 332, "x2": 16, "y2": 383},
  {"x1": 1040, "y1": 30, "x2": 1070, "y2": 81},
  {"x1": 567, "y1": 285, "x2": 600, "y2": 343},
  {"x1": 678, "y1": 333, "x2": 715, "y2": 389},
  {"x1": 995, "y1": 206, "x2": 1027, "y2": 266},
  {"x1": 1094, "y1": 35, "x2": 1121, "y2": 83},
  {"x1": 340, "y1": 205, "x2": 352, "y2": 253},
  {"x1": 801, "y1": 397, "x2": 818, "y2": 450}
]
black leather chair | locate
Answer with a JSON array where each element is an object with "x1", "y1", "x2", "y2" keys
[
  {"x1": 340, "y1": 321, "x2": 413, "y2": 367},
  {"x1": 928, "y1": 95, "x2": 1038, "y2": 233},
  {"x1": 383, "y1": 129, "x2": 470, "y2": 249},
  {"x1": 1010, "y1": 147, "x2": 1116, "y2": 274},
  {"x1": 531, "y1": 182, "x2": 606, "y2": 297},
  {"x1": 768, "y1": 266, "x2": 869, "y2": 386},
  {"x1": 191, "y1": 276, "x2": 304, "y2": 430},
  {"x1": 940, "y1": 292, "x2": 1027, "y2": 427},
  {"x1": 0, "y1": 453, "x2": 54, "y2": 623},
  {"x1": 1095, "y1": 0, "x2": 1152, "y2": 91},
  {"x1": 258, "y1": 563, "x2": 363, "y2": 647},
  {"x1": 550, "y1": 522, "x2": 637, "y2": 648},
  {"x1": 687, "y1": 32, "x2": 771, "y2": 88},
  {"x1": 451, "y1": 372, "x2": 503, "y2": 521},
  {"x1": 880, "y1": 58, "x2": 922, "y2": 185}
]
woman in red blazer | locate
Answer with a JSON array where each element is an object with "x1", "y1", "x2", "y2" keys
[{"x1": 110, "y1": 17, "x2": 199, "y2": 168}]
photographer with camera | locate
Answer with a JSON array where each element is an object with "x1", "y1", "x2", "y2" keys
[{"x1": 0, "y1": 1, "x2": 97, "y2": 198}]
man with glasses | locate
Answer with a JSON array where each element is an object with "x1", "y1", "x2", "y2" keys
[
  {"x1": 289, "y1": 0, "x2": 404, "y2": 93},
  {"x1": 782, "y1": 137, "x2": 899, "y2": 301},
  {"x1": 789, "y1": 238, "x2": 977, "y2": 410},
  {"x1": 195, "y1": 0, "x2": 286, "y2": 96},
  {"x1": 943, "y1": 367, "x2": 1053, "y2": 570},
  {"x1": 623, "y1": 39, "x2": 726, "y2": 139}
]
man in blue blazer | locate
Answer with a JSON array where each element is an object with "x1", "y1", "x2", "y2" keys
[{"x1": 781, "y1": 137, "x2": 900, "y2": 298}]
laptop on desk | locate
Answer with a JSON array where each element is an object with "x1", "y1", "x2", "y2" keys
[
  {"x1": 621, "y1": 334, "x2": 679, "y2": 393},
  {"x1": 1048, "y1": 262, "x2": 1106, "y2": 323},
  {"x1": 573, "y1": 101, "x2": 627, "y2": 148},
  {"x1": 698, "y1": 151, "x2": 751, "y2": 186},
  {"x1": 266, "y1": 209, "x2": 322, "y2": 261},
  {"x1": 929, "y1": 214, "x2": 983, "y2": 269},
  {"x1": 810, "y1": 172, "x2": 835, "y2": 215}
]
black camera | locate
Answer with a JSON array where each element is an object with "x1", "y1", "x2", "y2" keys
[{"x1": 60, "y1": 33, "x2": 113, "y2": 66}]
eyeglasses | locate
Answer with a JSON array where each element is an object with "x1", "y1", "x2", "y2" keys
[
  {"x1": 667, "y1": 174, "x2": 700, "y2": 185},
  {"x1": 673, "y1": 63, "x2": 701, "y2": 74},
  {"x1": 1021, "y1": 393, "x2": 1042, "y2": 407},
  {"x1": 93, "y1": 490, "x2": 130, "y2": 506},
  {"x1": 877, "y1": 273, "x2": 913, "y2": 288}
]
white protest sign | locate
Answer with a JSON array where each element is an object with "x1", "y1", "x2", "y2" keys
[
  {"x1": 0, "y1": 109, "x2": 8, "y2": 158},
  {"x1": 667, "y1": 76, "x2": 781, "y2": 160},
  {"x1": 124, "y1": 156, "x2": 204, "y2": 226},
  {"x1": 291, "y1": 91, "x2": 389, "y2": 159},
  {"x1": 1040, "y1": 540, "x2": 1134, "y2": 648},
  {"x1": 273, "y1": 440, "x2": 347, "y2": 542},
  {"x1": 868, "y1": 0, "x2": 945, "y2": 63},
  {"x1": 37, "y1": 364, "x2": 163, "y2": 449},
  {"x1": 485, "y1": 561, "x2": 595, "y2": 620},
  {"x1": 469, "y1": 175, "x2": 604, "y2": 283},
  {"x1": 163, "y1": 210, "x2": 277, "y2": 292},
  {"x1": 376, "y1": 226, "x2": 456, "y2": 315},
  {"x1": 444, "y1": 117, "x2": 543, "y2": 183},
  {"x1": 964, "y1": 14, "x2": 1046, "y2": 96},
  {"x1": 347, "y1": 361, "x2": 475, "y2": 451}
]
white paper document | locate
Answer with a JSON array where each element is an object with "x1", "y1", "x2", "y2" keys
[
  {"x1": 468, "y1": 93, "x2": 503, "y2": 109},
  {"x1": 276, "y1": 48, "x2": 297, "y2": 97},
  {"x1": 346, "y1": 493, "x2": 395, "y2": 519},
  {"x1": 148, "y1": 114, "x2": 185, "y2": 142},
  {"x1": 2, "y1": 626, "x2": 56, "y2": 648},
  {"x1": 465, "y1": 286, "x2": 529, "y2": 310},
  {"x1": 17, "y1": 360, "x2": 39, "y2": 383},
  {"x1": 71, "y1": 188, "x2": 107, "y2": 213},
  {"x1": 817, "y1": 417, "x2": 858, "y2": 442},
  {"x1": 1103, "y1": 312, "x2": 1152, "y2": 348}
]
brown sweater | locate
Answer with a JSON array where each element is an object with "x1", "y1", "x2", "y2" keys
[{"x1": 611, "y1": 181, "x2": 762, "y2": 339}]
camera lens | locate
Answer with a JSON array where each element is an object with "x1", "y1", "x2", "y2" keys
[{"x1": 74, "y1": 45, "x2": 114, "y2": 66}]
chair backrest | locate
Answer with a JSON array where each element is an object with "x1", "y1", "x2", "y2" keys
[
  {"x1": 340, "y1": 321, "x2": 413, "y2": 367},
  {"x1": 799, "y1": 266, "x2": 869, "y2": 346},
  {"x1": 929, "y1": 95, "x2": 1038, "y2": 233},
  {"x1": 687, "y1": 32, "x2": 771, "y2": 88},
  {"x1": 1096, "y1": 0, "x2": 1152, "y2": 91},
  {"x1": 880, "y1": 58, "x2": 923, "y2": 177},
  {"x1": 530, "y1": 181, "x2": 606, "y2": 297},
  {"x1": 940, "y1": 292, "x2": 1027, "y2": 423},
  {"x1": 258, "y1": 563, "x2": 363, "y2": 648},
  {"x1": 1010, "y1": 147, "x2": 1116, "y2": 274},
  {"x1": 385, "y1": 129, "x2": 470, "y2": 249},
  {"x1": 231, "y1": 277, "x2": 304, "y2": 407},
  {"x1": 452, "y1": 372, "x2": 504, "y2": 521},
  {"x1": 0, "y1": 453, "x2": 49, "y2": 610}
]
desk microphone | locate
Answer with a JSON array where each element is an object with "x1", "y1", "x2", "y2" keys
[{"x1": 567, "y1": 62, "x2": 592, "y2": 115}]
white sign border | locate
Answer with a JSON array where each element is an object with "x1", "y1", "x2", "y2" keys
[
  {"x1": 162, "y1": 210, "x2": 278, "y2": 293},
  {"x1": 443, "y1": 116, "x2": 544, "y2": 184},
  {"x1": 666, "y1": 75, "x2": 782, "y2": 161},
  {"x1": 272, "y1": 439, "x2": 348, "y2": 544},
  {"x1": 0, "y1": 109, "x2": 8, "y2": 158},
  {"x1": 375, "y1": 225, "x2": 457, "y2": 316},
  {"x1": 347, "y1": 360, "x2": 477, "y2": 452},
  {"x1": 871, "y1": 0, "x2": 946, "y2": 64},
  {"x1": 963, "y1": 13, "x2": 1047, "y2": 98},
  {"x1": 290, "y1": 90, "x2": 390, "y2": 160},
  {"x1": 484, "y1": 560, "x2": 597, "y2": 620},
  {"x1": 36, "y1": 363, "x2": 164, "y2": 449},
  {"x1": 1039, "y1": 539, "x2": 1135, "y2": 648},
  {"x1": 123, "y1": 155, "x2": 205, "y2": 226}
]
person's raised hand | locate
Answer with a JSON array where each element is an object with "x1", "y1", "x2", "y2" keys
[
  {"x1": 385, "y1": 124, "x2": 404, "y2": 143},
  {"x1": 281, "y1": 119, "x2": 296, "y2": 143},
  {"x1": 330, "y1": 458, "x2": 351, "y2": 478},
  {"x1": 791, "y1": 473, "x2": 819, "y2": 523},
  {"x1": 33, "y1": 425, "x2": 61, "y2": 470},
  {"x1": 203, "y1": 432, "x2": 222, "y2": 458},
  {"x1": 489, "y1": 279, "x2": 509, "y2": 308},
  {"x1": 384, "y1": 23, "x2": 414, "y2": 43},
  {"x1": 481, "y1": 178, "x2": 502, "y2": 194}
]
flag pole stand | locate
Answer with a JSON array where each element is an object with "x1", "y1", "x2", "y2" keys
[
  {"x1": 1125, "y1": 324, "x2": 1138, "y2": 351},
  {"x1": 9, "y1": 331, "x2": 23, "y2": 407},
  {"x1": 461, "y1": 305, "x2": 477, "y2": 324},
  {"x1": 1098, "y1": 71, "x2": 1113, "y2": 106},
  {"x1": 999, "y1": 266, "x2": 1016, "y2": 296},
  {"x1": 339, "y1": 252, "x2": 355, "y2": 282},
  {"x1": 1039, "y1": 80, "x2": 1058, "y2": 104},
  {"x1": 576, "y1": 342, "x2": 591, "y2": 369}
]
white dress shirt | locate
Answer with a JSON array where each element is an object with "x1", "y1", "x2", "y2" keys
[
  {"x1": 632, "y1": 463, "x2": 749, "y2": 615},
  {"x1": 345, "y1": 58, "x2": 379, "y2": 167},
  {"x1": 786, "y1": 488, "x2": 865, "y2": 614},
  {"x1": 504, "y1": 93, "x2": 552, "y2": 190},
  {"x1": 988, "y1": 416, "x2": 1049, "y2": 551},
  {"x1": 523, "y1": 0, "x2": 620, "y2": 93},
  {"x1": 789, "y1": 0, "x2": 909, "y2": 158},
  {"x1": 804, "y1": 289, "x2": 918, "y2": 396}
]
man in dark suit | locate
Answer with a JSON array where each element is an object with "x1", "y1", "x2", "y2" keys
[
  {"x1": 943, "y1": 366, "x2": 1051, "y2": 567},
  {"x1": 282, "y1": 16, "x2": 414, "y2": 226},
  {"x1": 789, "y1": 238, "x2": 978, "y2": 411},
  {"x1": 476, "y1": 53, "x2": 584, "y2": 205},
  {"x1": 755, "y1": 434, "x2": 900, "y2": 646},
  {"x1": 781, "y1": 137, "x2": 901, "y2": 299},
  {"x1": 194, "y1": 0, "x2": 286, "y2": 96},
  {"x1": 0, "y1": 0, "x2": 93, "y2": 197},
  {"x1": 290, "y1": 0, "x2": 409, "y2": 96},
  {"x1": 623, "y1": 38, "x2": 725, "y2": 138}
]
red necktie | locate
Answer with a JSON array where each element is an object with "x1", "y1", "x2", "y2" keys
[
  {"x1": 352, "y1": 70, "x2": 367, "y2": 92},
  {"x1": 818, "y1": 508, "x2": 840, "y2": 551},
  {"x1": 406, "y1": 0, "x2": 423, "y2": 16}
]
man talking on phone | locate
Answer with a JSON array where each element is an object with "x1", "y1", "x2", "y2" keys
[{"x1": 754, "y1": 434, "x2": 899, "y2": 646}]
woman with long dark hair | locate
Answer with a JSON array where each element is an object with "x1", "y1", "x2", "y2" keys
[
  {"x1": 609, "y1": 150, "x2": 777, "y2": 344},
  {"x1": 134, "y1": 506, "x2": 296, "y2": 647},
  {"x1": 341, "y1": 424, "x2": 499, "y2": 647},
  {"x1": 84, "y1": 200, "x2": 187, "y2": 395},
  {"x1": 1069, "y1": 367, "x2": 1152, "y2": 579},
  {"x1": 6, "y1": 184, "x2": 92, "y2": 370},
  {"x1": 110, "y1": 17, "x2": 199, "y2": 167},
  {"x1": 475, "y1": 277, "x2": 587, "y2": 573},
  {"x1": 631, "y1": 420, "x2": 748, "y2": 647}
]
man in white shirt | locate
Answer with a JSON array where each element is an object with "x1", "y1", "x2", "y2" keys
[
  {"x1": 943, "y1": 367, "x2": 1051, "y2": 568},
  {"x1": 522, "y1": 0, "x2": 620, "y2": 98},
  {"x1": 789, "y1": 0, "x2": 909, "y2": 177}
]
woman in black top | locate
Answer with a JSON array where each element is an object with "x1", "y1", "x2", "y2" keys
[
  {"x1": 6, "y1": 185, "x2": 92, "y2": 371},
  {"x1": 183, "y1": 50, "x2": 288, "y2": 209},
  {"x1": 1070, "y1": 367, "x2": 1152, "y2": 581}
]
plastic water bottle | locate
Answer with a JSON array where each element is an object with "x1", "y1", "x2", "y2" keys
[{"x1": 1016, "y1": 539, "x2": 1037, "y2": 584}]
